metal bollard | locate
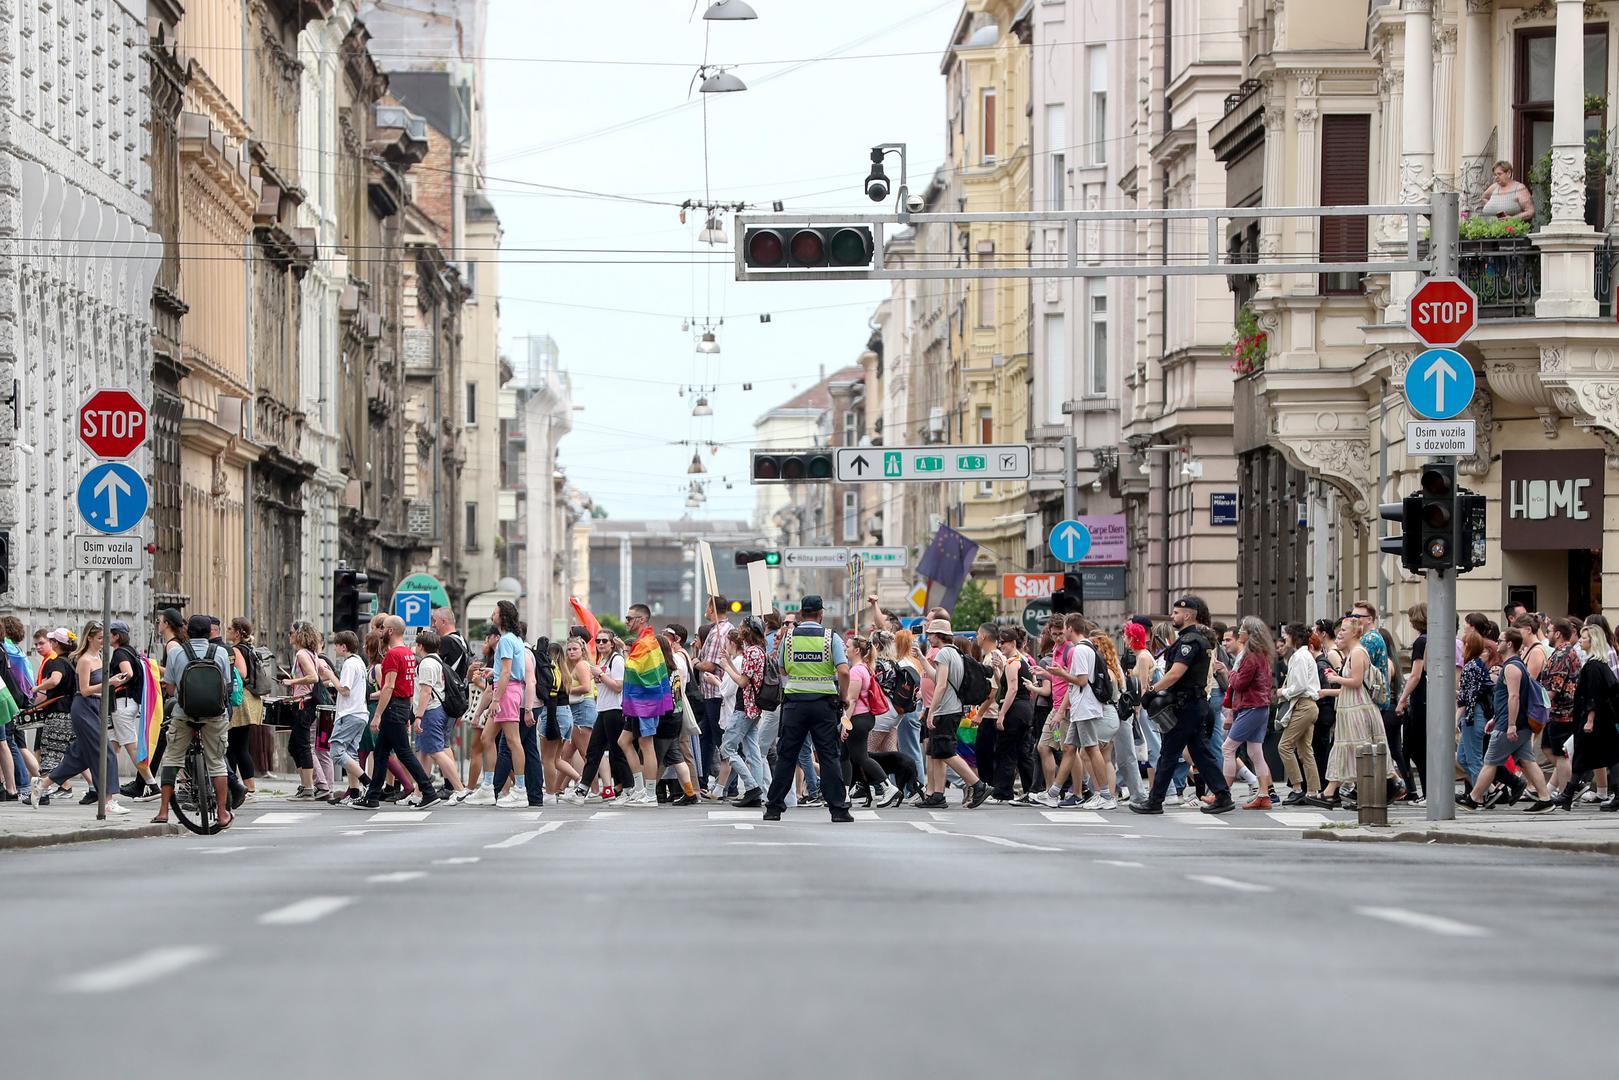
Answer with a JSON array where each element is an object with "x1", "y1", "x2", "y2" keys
[{"x1": 1355, "y1": 743, "x2": 1389, "y2": 826}]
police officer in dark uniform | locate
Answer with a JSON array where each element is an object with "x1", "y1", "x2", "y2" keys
[
  {"x1": 763, "y1": 595, "x2": 854, "y2": 823},
  {"x1": 1130, "y1": 595, "x2": 1236, "y2": 815}
]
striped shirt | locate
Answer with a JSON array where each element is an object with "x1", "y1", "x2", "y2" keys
[{"x1": 699, "y1": 618, "x2": 732, "y2": 699}]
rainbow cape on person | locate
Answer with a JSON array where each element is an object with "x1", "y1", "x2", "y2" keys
[
  {"x1": 137, "y1": 655, "x2": 165, "y2": 764},
  {"x1": 4, "y1": 640, "x2": 33, "y2": 698},
  {"x1": 621, "y1": 628, "x2": 672, "y2": 719}
]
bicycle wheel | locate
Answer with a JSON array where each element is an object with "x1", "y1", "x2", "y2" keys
[{"x1": 171, "y1": 739, "x2": 218, "y2": 835}]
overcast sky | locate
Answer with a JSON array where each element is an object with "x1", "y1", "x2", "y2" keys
[{"x1": 483, "y1": 0, "x2": 960, "y2": 523}]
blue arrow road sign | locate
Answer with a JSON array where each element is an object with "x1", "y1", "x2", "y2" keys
[
  {"x1": 76, "y1": 462, "x2": 148, "y2": 535},
  {"x1": 1404, "y1": 348, "x2": 1476, "y2": 421},
  {"x1": 394, "y1": 590, "x2": 433, "y2": 628},
  {"x1": 1048, "y1": 519, "x2": 1092, "y2": 564}
]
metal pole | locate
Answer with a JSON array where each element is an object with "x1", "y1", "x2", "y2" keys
[
  {"x1": 1426, "y1": 191, "x2": 1459, "y2": 822},
  {"x1": 1061, "y1": 434, "x2": 1077, "y2": 523},
  {"x1": 96, "y1": 569, "x2": 112, "y2": 821}
]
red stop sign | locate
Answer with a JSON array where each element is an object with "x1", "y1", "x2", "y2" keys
[
  {"x1": 1406, "y1": 277, "x2": 1478, "y2": 347},
  {"x1": 78, "y1": 389, "x2": 149, "y2": 459}
]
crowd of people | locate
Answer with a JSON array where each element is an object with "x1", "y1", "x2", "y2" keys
[{"x1": 3, "y1": 592, "x2": 1616, "y2": 824}]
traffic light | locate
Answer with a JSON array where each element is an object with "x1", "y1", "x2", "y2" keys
[
  {"x1": 734, "y1": 550, "x2": 782, "y2": 567},
  {"x1": 333, "y1": 566, "x2": 374, "y2": 634},
  {"x1": 1455, "y1": 491, "x2": 1487, "y2": 573},
  {"x1": 750, "y1": 449, "x2": 835, "y2": 484},
  {"x1": 1379, "y1": 496, "x2": 1421, "y2": 574},
  {"x1": 1417, "y1": 463, "x2": 1457, "y2": 570},
  {"x1": 1050, "y1": 573, "x2": 1084, "y2": 615},
  {"x1": 743, "y1": 225, "x2": 874, "y2": 270}
]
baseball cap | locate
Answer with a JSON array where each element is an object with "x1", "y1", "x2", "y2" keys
[
  {"x1": 109, "y1": 620, "x2": 131, "y2": 636},
  {"x1": 46, "y1": 627, "x2": 73, "y2": 647},
  {"x1": 800, "y1": 594, "x2": 824, "y2": 612}
]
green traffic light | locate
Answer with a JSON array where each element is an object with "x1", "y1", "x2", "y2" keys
[{"x1": 764, "y1": 552, "x2": 781, "y2": 566}]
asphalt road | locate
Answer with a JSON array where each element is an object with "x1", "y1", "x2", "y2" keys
[{"x1": 6, "y1": 800, "x2": 1616, "y2": 1077}]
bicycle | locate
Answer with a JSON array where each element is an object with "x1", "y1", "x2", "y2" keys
[{"x1": 170, "y1": 721, "x2": 244, "y2": 835}]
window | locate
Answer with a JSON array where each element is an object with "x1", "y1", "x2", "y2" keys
[
  {"x1": 1087, "y1": 46, "x2": 1108, "y2": 165},
  {"x1": 1514, "y1": 27, "x2": 1607, "y2": 228},
  {"x1": 465, "y1": 501, "x2": 479, "y2": 551},
  {"x1": 1087, "y1": 288, "x2": 1108, "y2": 396},
  {"x1": 842, "y1": 492, "x2": 859, "y2": 542},
  {"x1": 463, "y1": 258, "x2": 478, "y2": 299},
  {"x1": 981, "y1": 88, "x2": 997, "y2": 163},
  {"x1": 1046, "y1": 105, "x2": 1066, "y2": 209},
  {"x1": 978, "y1": 405, "x2": 994, "y2": 444},
  {"x1": 1043, "y1": 313, "x2": 1067, "y2": 425},
  {"x1": 978, "y1": 278, "x2": 994, "y2": 327},
  {"x1": 465, "y1": 381, "x2": 477, "y2": 426},
  {"x1": 842, "y1": 409, "x2": 857, "y2": 445},
  {"x1": 1318, "y1": 114, "x2": 1371, "y2": 294}
]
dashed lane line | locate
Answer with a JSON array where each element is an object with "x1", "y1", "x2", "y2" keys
[
  {"x1": 247, "y1": 812, "x2": 318, "y2": 825},
  {"x1": 59, "y1": 946, "x2": 217, "y2": 994},
  {"x1": 1355, "y1": 906, "x2": 1491, "y2": 938},
  {"x1": 909, "y1": 820, "x2": 1060, "y2": 852},
  {"x1": 190, "y1": 845, "x2": 251, "y2": 854},
  {"x1": 433, "y1": 856, "x2": 481, "y2": 865},
  {"x1": 484, "y1": 821, "x2": 565, "y2": 849},
  {"x1": 258, "y1": 896, "x2": 355, "y2": 926},
  {"x1": 365, "y1": 811, "x2": 432, "y2": 824},
  {"x1": 366, "y1": 871, "x2": 428, "y2": 883},
  {"x1": 1095, "y1": 859, "x2": 1145, "y2": 868},
  {"x1": 1186, "y1": 874, "x2": 1274, "y2": 894}
]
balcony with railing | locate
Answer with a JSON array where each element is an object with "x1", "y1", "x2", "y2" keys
[{"x1": 1457, "y1": 236, "x2": 1615, "y2": 320}]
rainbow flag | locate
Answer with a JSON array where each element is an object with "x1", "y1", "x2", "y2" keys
[
  {"x1": 570, "y1": 596, "x2": 601, "y2": 662},
  {"x1": 621, "y1": 628, "x2": 672, "y2": 719},
  {"x1": 137, "y1": 655, "x2": 164, "y2": 765}
]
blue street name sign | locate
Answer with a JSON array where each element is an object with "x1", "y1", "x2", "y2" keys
[
  {"x1": 75, "y1": 462, "x2": 149, "y2": 535},
  {"x1": 1047, "y1": 519, "x2": 1092, "y2": 564},
  {"x1": 1404, "y1": 348, "x2": 1476, "y2": 421}
]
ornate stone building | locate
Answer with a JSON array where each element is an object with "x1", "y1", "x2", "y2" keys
[{"x1": 0, "y1": 0, "x2": 159, "y2": 627}]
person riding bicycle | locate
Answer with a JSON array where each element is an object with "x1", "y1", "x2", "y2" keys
[{"x1": 150, "y1": 615, "x2": 236, "y2": 829}]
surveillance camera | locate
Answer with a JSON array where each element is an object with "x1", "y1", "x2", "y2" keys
[
  {"x1": 905, "y1": 194, "x2": 924, "y2": 213},
  {"x1": 865, "y1": 172, "x2": 890, "y2": 203}
]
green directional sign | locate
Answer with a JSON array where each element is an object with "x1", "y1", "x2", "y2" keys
[
  {"x1": 914, "y1": 456, "x2": 944, "y2": 472},
  {"x1": 835, "y1": 444, "x2": 1032, "y2": 483},
  {"x1": 884, "y1": 452, "x2": 902, "y2": 477},
  {"x1": 956, "y1": 455, "x2": 986, "y2": 472}
]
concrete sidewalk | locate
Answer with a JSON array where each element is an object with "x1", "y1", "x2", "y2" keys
[
  {"x1": 0, "y1": 802, "x2": 181, "y2": 850},
  {"x1": 1306, "y1": 810, "x2": 1619, "y2": 856}
]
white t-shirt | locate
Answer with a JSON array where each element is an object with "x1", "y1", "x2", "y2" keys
[
  {"x1": 722, "y1": 667, "x2": 739, "y2": 714},
  {"x1": 1067, "y1": 639, "x2": 1103, "y2": 721},
  {"x1": 596, "y1": 654, "x2": 626, "y2": 711},
  {"x1": 415, "y1": 654, "x2": 444, "y2": 712},
  {"x1": 337, "y1": 654, "x2": 368, "y2": 721}
]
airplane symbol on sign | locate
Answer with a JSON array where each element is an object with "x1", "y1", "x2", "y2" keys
[{"x1": 1000, "y1": 454, "x2": 1016, "y2": 470}]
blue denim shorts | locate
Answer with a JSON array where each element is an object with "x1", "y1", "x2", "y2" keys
[
  {"x1": 417, "y1": 706, "x2": 453, "y2": 754},
  {"x1": 570, "y1": 697, "x2": 597, "y2": 730},
  {"x1": 545, "y1": 704, "x2": 573, "y2": 742}
]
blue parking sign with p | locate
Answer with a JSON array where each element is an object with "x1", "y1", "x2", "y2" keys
[{"x1": 395, "y1": 590, "x2": 432, "y2": 628}]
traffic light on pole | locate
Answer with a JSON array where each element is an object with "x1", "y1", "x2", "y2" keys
[
  {"x1": 333, "y1": 566, "x2": 374, "y2": 634},
  {"x1": 1051, "y1": 572, "x2": 1084, "y2": 615},
  {"x1": 749, "y1": 449, "x2": 835, "y2": 485},
  {"x1": 1379, "y1": 496, "x2": 1422, "y2": 575},
  {"x1": 1417, "y1": 463, "x2": 1458, "y2": 570},
  {"x1": 743, "y1": 226, "x2": 875, "y2": 270},
  {"x1": 1455, "y1": 491, "x2": 1487, "y2": 573},
  {"x1": 734, "y1": 550, "x2": 782, "y2": 567}
]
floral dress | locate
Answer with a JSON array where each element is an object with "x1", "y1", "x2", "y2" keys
[{"x1": 1325, "y1": 645, "x2": 1392, "y2": 783}]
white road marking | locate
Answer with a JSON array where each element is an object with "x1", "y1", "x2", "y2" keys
[
  {"x1": 258, "y1": 896, "x2": 354, "y2": 925},
  {"x1": 727, "y1": 841, "x2": 821, "y2": 846},
  {"x1": 1198, "y1": 825, "x2": 1296, "y2": 831},
  {"x1": 60, "y1": 946, "x2": 216, "y2": 994},
  {"x1": 1169, "y1": 813, "x2": 1226, "y2": 825},
  {"x1": 928, "y1": 811, "x2": 955, "y2": 821},
  {"x1": 910, "y1": 821, "x2": 1057, "y2": 852},
  {"x1": 508, "y1": 811, "x2": 544, "y2": 821},
  {"x1": 232, "y1": 826, "x2": 289, "y2": 831},
  {"x1": 433, "y1": 856, "x2": 481, "y2": 865},
  {"x1": 366, "y1": 811, "x2": 431, "y2": 823},
  {"x1": 342, "y1": 830, "x2": 374, "y2": 836},
  {"x1": 591, "y1": 811, "x2": 623, "y2": 819},
  {"x1": 911, "y1": 821, "x2": 946, "y2": 834},
  {"x1": 1040, "y1": 810, "x2": 1107, "y2": 824},
  {"x1": 1095, "y1": 859, "x2": 1145, "y2": 868},
  {"x1": 484, "y1": 821, "x2": 565, "y2": 849},
  {"x1": 366, "y1": 870, "x2": 427, "y2": 883},
  {"x1": 1120, "y1": 834, "x2": 1143, "y2": 839},
  {"x1": 1266, "y1": 811, "x2": 1332, "y2": 826},
  {"x1": 249, "y1": 812, "x2": 316, "y2": 824},
  {"x1": 851, "y1": 810, "x2": 880, "y2": 821},
  {"x1": 1186, "y1": 874, "x2": 1274, "y2": 894},
  {"x1": 707, "y1": 810, "x2": 761, "y2": 820},
  {"x1": 190, "y1": 845, "x2": 250, "y2": 854},
  {"x1": 1355, "y1": 906, "x2": 1490, "y2": 938}
]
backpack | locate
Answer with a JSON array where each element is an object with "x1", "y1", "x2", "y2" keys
[
  {"x1": 1080, "y1": 641, "x2": 1118, "y2": 706},
  {"x1": 177, "y1": 639, "x2": 228, "y2": 719},
  {"x1": 888, "y1": 663, "x2": 920, "y2": 713},
  {"x1": 440, "y1": 653, "x2": 469, "y2": 718},
  {"x1": 229, "y1": 666, "x2": 244, "y2": 708},
  {"x1": 858, "y1": 665, "x2": 892, "y2": 717},
  {"x1": 953, "y1": 649, "x2": 992, "y2": 708},
  {"x1": 1364, "y1": 654, "x2": 1390, "y2": 708},
  {"x1": 755, "y1": 649, "x2": 784, "y2": 712},
  {"x1": 1118, "y1": 670, "x2": 1142, "y2": 718},
  {"x1": 1512, "y1": 658, "x2": 1551, "y2": 733},
  {"x1": 874, "y1": 657, "x2": 899, "y2": 698},
  {"x1": 248, "y1": 645, "x2": 276, "y2": 697}
]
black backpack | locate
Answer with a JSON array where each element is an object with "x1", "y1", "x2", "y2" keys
[
  {"x1": 177, "y1": 640, "x2": 228, "y2": 718},
  {"x1": 953, "y1": 649, "x2": 992, "y2": 708},
  {"x1": 755, "y1": 649, "x2": 784, "y2": 712},
  {"x1": 440, "y1": 653, "x2": 469, "y2": 718},
  {"x1": 889, "y1": 663, "x2": 920, "y2": 713},
  {"x1": 1080, "y1": 641, "x2": 1118, "y2": 706}
]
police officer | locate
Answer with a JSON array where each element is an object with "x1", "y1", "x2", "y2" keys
[
  {"x1": 763, "y1": 595, "x2": 854, "y2": 822},
  {"x1": 1130, "y1": 595, "x2": 1236, "y2": 815}
]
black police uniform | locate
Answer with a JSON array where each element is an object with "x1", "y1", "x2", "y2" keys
[
  {"x1": 763, "y1": 621, "x2": 850, "y2": 818},
  {"x1": 1144, "y1": 626, "x2": 1231, "y2": 807}
]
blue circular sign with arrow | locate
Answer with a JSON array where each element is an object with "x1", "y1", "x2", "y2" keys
[
  {"x1": 1048, "y1": 519, "x2": 1092, "y2": 564},
  {"x1": 1404, "y1": 348, "x2": 1476, "y2": 421},
  {"x1": 76, "y1": 462, "x2": 149, "y2": 535}
]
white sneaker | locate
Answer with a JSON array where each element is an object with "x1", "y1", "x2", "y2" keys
[
  {"x1": 560, "y1": 787, "x2": 587, "y2": 806},
  {"x1": 104, "y1": 798, "x2": 130, "y2": 816},
  {"x1": 1581, "y1": 789, "x2": 1603, "y2": 804},
  {"x1": 1180, "y1": 790, "x2": 1201, "y2": 809},
  {"x1": 1079, "y1": 794, "x2": 1107, "y2": 810},
  {"x1": 495, "y1": 790, "x2": 527, "y2": 808},
  {"x1": 27, "y1": 777, "x2": 42, "y2": 807},
  {"x1": 631, "y1": 788, "x2": 658, "y2": 806},
  {"x1": 462, "y1": 786, "x2": 497, "y2": 806},
  {"x1": 1031, "y1": 789, "x2": 1061, "y2": 808},
  {"x1": 583, "y1": 789, "x2": 605, "y2": 803},
  {"x1": 610, "y1": 790, "x2": 634, "y2": 806},
  {"x1": 1098, "y1": 795, "x2": 1118, "y2": 810}
]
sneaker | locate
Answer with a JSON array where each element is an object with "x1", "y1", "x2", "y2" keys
[
  {"x1": 965, "y1": 781, "x2": 990, "y2": 809},
  {"x1": 917, "y1": 793, "x2": 947, "y2": 809},
  {"x1": 1522, "y1": 799, "x2": 1557, "y2": 814},
  {"x1": 732, "y1": 787, "x2": 763, "y2": 808},
  {"x1": 462, "y1": 786, "x2": 497, "y2": 806},
  {"x1": 632, "y1": 789, "x2": 658, "y2": 806},
  {"x1": 349, "y1": 796, "x2": 381, "y2": 810},
  {"x1": 1098, "y1": 794, "x2": 1118, "y2": 811},
  {"x1": 451, "y1": 788, "x2": 473, "y2": 804},
  {"x1": 495, "y1": 790, "x2": 527, "y2": 808},
  {"x1": 1128, "y1": 799, "x2": 1164, "y2": 815},
  {"x1": 79, "y1": 789, "x2": 99, "y2": 806},
  {"x1": 583, "y1": 789, "x2": 605, "y2": 803},
  {"x1": 559, "y1": 787, "x2": 586, "y2": 806},
  {"x1": 1413, "y1": 796, "x2": 1427, "y2": 807},
  {"x1": 119, "y1": 779, "x2": 144, "y2": 799},
  {"x1": 239, "y1": 788, "x2": 257, "y2": 802},
  {"x1": 1079, "y1": 794, "x2": 1107, "y2": 810},
  {"x1": 1580, "y1": 788, "x2": 1603, "y2": 804},
  {"x1": 104, "y1": 798, "x2": 130, "y2": 816},
  {"x1": 1180, "y1": 790, "x2": 1202, "y2": 809},
  {"x1": 289, "y1": 786, "x2": 318, "y2": 801},
  {"x1": 1482, "y1": 786, "x2": 1507, "y2": 809},
  {"x1": 26, "y1": 777, "x2": 43, "y2": 807},
  {"x1": 599, "y1": 786, "x2": 616, "y2": 802},
  {"x1": 1242, "y1": 795, "x2": 1274, "y2": 810},
  {"x1": 672, "y1": 792, "x2": 698, "y2": 806},
  {"x1": 801, "y1": 794, "x2": 825, "y2": 808},
  {"x1": 1455, "y1": 792, "x2": 1481, "y2": 810},
  {"x1": 1031, "y1": 789, "x2": 1062, "y2": 808},
  {"x1": 610, "y1": 790, "x2": 634, "y2": 806},
  {"x1": 1058, "y1": 794, "x2": 1084, "y2": 809}
]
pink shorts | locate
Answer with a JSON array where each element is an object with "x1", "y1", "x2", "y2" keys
[{"x1": 494, "y1": 680, "x2": 524, "y2": 723}]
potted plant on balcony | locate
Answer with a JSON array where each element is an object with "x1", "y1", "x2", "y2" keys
[{"x1": 1224, "y1": 304, "x2": 1266, "y2": 376}]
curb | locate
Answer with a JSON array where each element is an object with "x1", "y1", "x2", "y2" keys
[
  {"x1": 1302, "y1": 826, "x2": 1619, "y2": 857},
  {"x1": 0, "y1": 822, "x2": 181, "y2": 851}
]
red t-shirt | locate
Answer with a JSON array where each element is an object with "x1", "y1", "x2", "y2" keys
[{"x1": 382, "y1": 645, "x2": 416, "y2": 701}]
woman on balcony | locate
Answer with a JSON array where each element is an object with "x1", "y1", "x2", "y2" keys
[{"x1": 1480, "y1": 161, "x2": 1535, "y2": 223}]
